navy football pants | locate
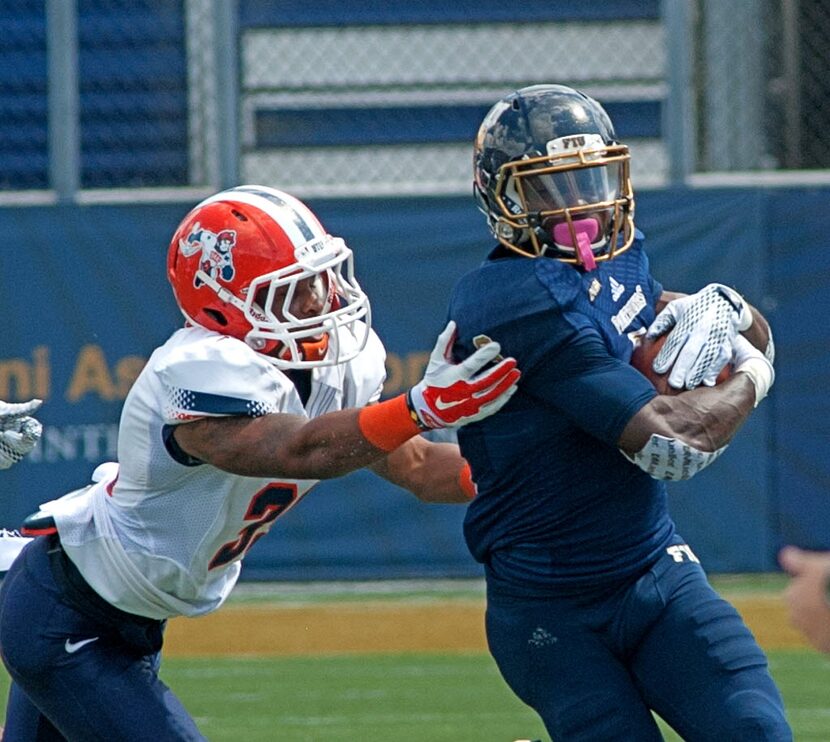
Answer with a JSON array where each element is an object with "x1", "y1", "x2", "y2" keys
[
  {"x1": 0, "y1": 536, "x2": 205, "y2": 741},
  {"x1": 485, "y1": 543, "x2": 792, "y2": 741}
]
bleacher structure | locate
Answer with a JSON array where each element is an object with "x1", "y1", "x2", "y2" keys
[
  {"x1": 2, "y1": 0, "x2": 672, "y2": 198},
  {"x1": 238, "y1": 1, "x2": 667, "y2": 196},
  {"x1": 6, "y1": 0, "x2": 825, "y2": 200}
]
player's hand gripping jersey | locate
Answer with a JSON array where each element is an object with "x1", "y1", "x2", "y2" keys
[{"x1": 40, "y1": 323, "x2": 385, "y2": 619}]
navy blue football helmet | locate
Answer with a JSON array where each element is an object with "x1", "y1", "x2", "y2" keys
[{"x1": 473, "y1": 84, "x2": 635, "y2": 267}]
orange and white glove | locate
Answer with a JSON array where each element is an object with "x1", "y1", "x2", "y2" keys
[{"x1": 407, "y1": 321, "x2": 520, "y2": 429}]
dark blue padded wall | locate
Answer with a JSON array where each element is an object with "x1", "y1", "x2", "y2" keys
[
  {"x1": 765, "y1": 188, "x2": 830, "y2": 551},
  {"x1": 0, "y1": 186, "x2": 827, "y2": 578}
]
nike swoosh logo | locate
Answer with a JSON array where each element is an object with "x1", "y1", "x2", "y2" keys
[
  {"x1": 65, "y1": 637, "x2": 99, "y2": 654},
  {"x1": 433, "y1": 397, "x2": 465, "y2": 411}
]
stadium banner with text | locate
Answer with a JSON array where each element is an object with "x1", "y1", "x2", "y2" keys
[{"x1": 0, "y1": 188, "x2": 826, "y2": 577}]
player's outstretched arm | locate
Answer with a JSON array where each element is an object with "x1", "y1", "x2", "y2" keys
[{"x1": 173, "y1": 322, "x2": 519, "y2": 481}]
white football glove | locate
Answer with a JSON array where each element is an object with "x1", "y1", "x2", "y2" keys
[
  {"x1": 648, "y1": 284, "x2": 752, "y2": 391},
  {"x1": 408, "y1": 321, "x2": 520, "y2": 429},
  {"x1": 0, "y1": 399, "x2": 43, "y2": 470}
]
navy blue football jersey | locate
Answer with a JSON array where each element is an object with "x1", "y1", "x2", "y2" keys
[{"x1": 449, "y1": 233, "x2": 677, "y2": 594}]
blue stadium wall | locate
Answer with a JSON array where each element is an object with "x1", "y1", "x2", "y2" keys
[{"x1": 1, "y1": 186, "x2": 827, "y2": 577}]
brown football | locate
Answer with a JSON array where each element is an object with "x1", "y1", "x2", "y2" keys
[{"x1": 630, "y1": 333, "x2": 733, "y2": 396}]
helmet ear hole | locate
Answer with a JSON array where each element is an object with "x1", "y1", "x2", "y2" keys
[{"x1": 203, "y1": 308, "x2": 228, "y2": 327}]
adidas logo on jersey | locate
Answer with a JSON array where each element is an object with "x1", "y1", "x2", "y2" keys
[
  {"x1": 588, "y1": 278, "x2": 602, "y2": 302},
  {"x1": 609, "y1": 276, "x2": 625, "y2": 302}
]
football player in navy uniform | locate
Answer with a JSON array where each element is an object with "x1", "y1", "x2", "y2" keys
[
  {"x1": 0, "y1": 186, "x2": 520, "y2": 740},
  {"x1": 448, "y1": 85, "x2": 790, "y2": 739}
]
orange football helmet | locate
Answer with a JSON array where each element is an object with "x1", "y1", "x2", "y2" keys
[{"x1": 167, "y1": 185, "x2": 371, "y2": 368}]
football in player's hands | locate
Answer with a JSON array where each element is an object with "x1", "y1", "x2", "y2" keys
[{"x1": 631, "y1": 333, "x2": 732, "y2": 395}]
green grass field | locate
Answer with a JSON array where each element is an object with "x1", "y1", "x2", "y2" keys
[
  {"x1": 149, "y1": 650, "x2": 830, "y2": 741},
  {"x1": 4, "y1": 650, "x2": 826, "y2": 740},
  {"x1": 2, "y1": 576, "x2": 829, "y2": 740}
]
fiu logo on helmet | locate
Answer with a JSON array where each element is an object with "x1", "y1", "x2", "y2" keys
[
  {"x1": 558, "y1": 134, "x2": 587, "y2": 150},
  {"x1": 178, "y1": 222, "x2": 237, "y2": 287}
]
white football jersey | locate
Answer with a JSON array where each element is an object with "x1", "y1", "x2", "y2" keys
[{"x1": 47, "y1": 324, "x2": 386, "y2": 619}]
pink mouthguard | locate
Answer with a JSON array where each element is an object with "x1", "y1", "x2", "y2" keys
[{"x1": 552, "y1": 219, "x2": 599, "y2": 271}]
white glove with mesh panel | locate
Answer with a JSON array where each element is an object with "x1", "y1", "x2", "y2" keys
[
  {"x1": 647, "y1": 284, "x2": 752, "y2": 391},
  {"x1": 0, "y1": 399, "x2": 43, "y2": 470},
  {"x1": 408, "y1": 321, "x2": 520, "y2": 429}
]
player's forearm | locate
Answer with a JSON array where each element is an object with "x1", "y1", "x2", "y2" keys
[
  {"x1": 371, "y1": 438, "x2": 474, "y2": 503},
  {"x1": 619, "y1": 374, "x2": 756, "y2": 455},
  {"x1": 173, "y1": 326, "x2": 520, "y2": 481}
]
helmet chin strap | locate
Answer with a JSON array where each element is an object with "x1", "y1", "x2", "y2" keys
[{"x1": 552, "y1": 219, "x2": 600, "y2": 271}]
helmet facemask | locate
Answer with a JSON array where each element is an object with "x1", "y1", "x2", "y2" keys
[
  {"x1": 245, "y1": 235, "x2": 370, "y2": 368},
  {"x1": 189, "y1": 233, "x2": 371, "y2": 369},
  {"x1": 490, "y1": 134, "x2": 634, "y2": 267}
]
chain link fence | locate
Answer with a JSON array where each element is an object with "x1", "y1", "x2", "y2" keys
[
  {"x1": 2, "y1": 1, "x2": 829, "y2": 198},
  {"x1": 696, "y1": 0, "x2": 830, "y2": 173},
  {"x1": 766, "y1": 0, "x2": 830, "y2": 169},
  {"x1": 239, "y1": 16, "x2": 667, "y2": 196}
]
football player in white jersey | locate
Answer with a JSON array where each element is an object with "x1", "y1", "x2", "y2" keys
[{"x1": 0, "y1": 185, "x2": 520, "y2": 741}]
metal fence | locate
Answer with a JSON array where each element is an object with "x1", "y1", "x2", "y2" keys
[
  {"x1": 764, "y1": 0, "x2": 830, "y2": 169},
  {"x1": 2, "y1": 0, "x2": 829, "y2": 201},
  {"x1": 694, "y1": 0, "x2": 830, "y2": 173}
]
